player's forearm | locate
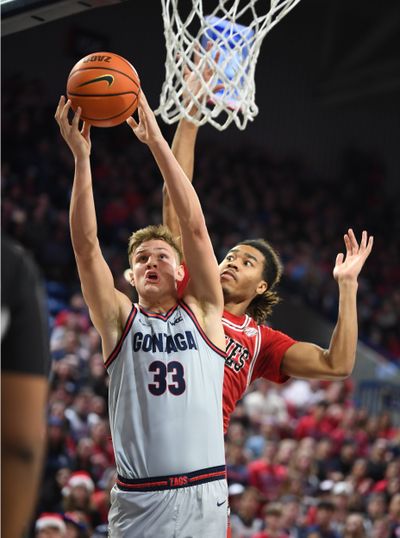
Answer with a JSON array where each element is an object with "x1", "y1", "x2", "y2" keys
[
  {"x1": 69, "y1": 156, "x2": 100, "y2": 257},
  {"x1": 150, "y1": 138, "x2": 205, "y2": 231},
  {"x1": 162, "y1": 185, "x2": 181, "y2": 241},
  {"x1": 324, "y1": 280, "x2": 359, "y2": 377},
  {"x1": 163, "y1": 119, "x2": 199, "y2": 240},
  {"x1": 171, "y1": 118, "x2": 199, "y2": 182}
]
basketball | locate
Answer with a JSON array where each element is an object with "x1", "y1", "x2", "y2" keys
[{"x1": 66, "y1": 51, "x2": 140, "y2": 128}]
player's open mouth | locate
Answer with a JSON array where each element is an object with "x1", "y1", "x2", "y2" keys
[
  {"x1": 220, "y1": 270, "x2": 236, "y2": 281},
  {"x1": 145, "y1": 271, "x2": 159, "y2": 283}
]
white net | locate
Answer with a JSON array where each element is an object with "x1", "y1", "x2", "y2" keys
[{"x1": 156, "y1": 0, "x2": 302, "y2": 131}]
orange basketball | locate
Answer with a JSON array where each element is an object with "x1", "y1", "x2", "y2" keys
[{"x1": 66, "y1": 51, "x2": 140, "y2": 128}]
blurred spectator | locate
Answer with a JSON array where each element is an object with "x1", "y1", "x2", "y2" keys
[
  {"x1": 226, "y1": 440, "x2": 250, "y2": 486},
  {"x1": 230, "y1": 486, "x2": 263, "y2": 538},
  {"x1": 87, "y1": 395, "x2": 107, "y2": 426},
  {"x1": 295, "y1": 401, "x2": 333, "y2": 441},
  {"x1": 365, "y1": 492, "x2": 389, "y2": 530},
  {"x1": 86, "y1": 353, "x2": 108, "y2": 400},
  {"x1": 248, "y1": 441, "x2": 288, "y2": 501},
  {"x1": 370, "y1": 517, "x2": 392, "y2": 538},
  {"x1": 276, "y1": 440, "x2": 298, "y2": 469},
  {"x1": 229, "y1": 483, "x2": 246, "y2": 517},
  {"x1": 330, "y1": 482, "x2": 354, "y2": 533},
  {"x1": 367, "y1": 439, "x2": 390, "y2": 482},
  {"x1": 63, "y1": 511, "x2": 90, "y2": 538},
  {"x1": 347, "y1": 458, "x2": 373, "y2": 496},
  {"x1": 281, "y1": 380, "x2": 325, "y2": 415},
  {"x1": 387, "y1": 493, "x2": 400, "y2": 537},
  {"x1": 342, "y1": 513, "x2": 367, "y2": 538},
  {"x1": 62, "y1": 471, "x2": 102, "y2": 531},
  {"x1": 326, "y1": 440, "x2": 358, "y2": 480},
  {"x1": 373, "y1": 460, "x2": 400, "y2": 495},
  {"x1": 43, "y1": 416, "x2": 74, "y2": 479},
  {"x1": 378, "y1": 412, "x2": 398, "y2": 441},
  {"x1": 73, "y1": 437, "x2": 95, "y2": 475},
  {"x1": 38, "y1": 467, "x2": 71, "y2": 515},
  {"x1": 252, "y1": 502, "x2": 289, "y2": 538},
  {"x1": 243, "y1": 380, "x2": 289, "y2": 429},
  {"x1": 51, "y1": 293, "x2": 90, "y2": 350},
  {"x1": 279, "y1": 495, "x2": 305, "y2": 538},
  {"x1": 35, "y1": 513, "x2": 66, "y2": 537},
  {"x1": 286, "y1": 449, "x2": 319, "y2": 497},
  {"x1": 304, "y1": 500, "x2": 340, "y2": 538},
  {"x1": 64, "y1": 388, "x2": 93, "y2": 442}
]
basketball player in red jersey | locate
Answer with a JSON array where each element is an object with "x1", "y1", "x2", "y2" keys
[{"x1": 162, "y1": 57, "x2": 374, "y2": 433}]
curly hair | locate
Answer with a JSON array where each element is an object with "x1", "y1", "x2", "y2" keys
[
  {"x1": 128, "y1": 224, "x2": 183, "y2": 265},
  {"x1": 237, "y1": 239, "x2": 283, "y2": 324}
]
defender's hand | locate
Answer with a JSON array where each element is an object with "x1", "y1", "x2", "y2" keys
[
  {"x1": 181, "y1": 42, "x2": 223, "y2": 117},
  {"x1": 333, "y1": 229, "x2": 373, "y2": 283}
]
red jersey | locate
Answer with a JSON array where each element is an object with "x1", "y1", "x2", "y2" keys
[
  {"x1": 222, "y1": 310, "x2": 295, "y2": 432},
  {"x1": 247, "y1": 459, "x2": 288, "y2": 500},
  {"x1": 177, "y1": 265, "x2": 296, "y2": 432}
]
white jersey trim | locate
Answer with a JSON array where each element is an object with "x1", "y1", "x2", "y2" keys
[
  {"x1": 104, "y1": 304, "x2": 137, "y2": 369},
  {"x1": 246, "y1": 325, "x2": 262, "y2": 388},
  {"x1": 222, "y1": 314, "x2": 251, "y2": 331}
]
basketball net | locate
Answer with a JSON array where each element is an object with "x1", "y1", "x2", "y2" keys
[{"x1": 156, "y1": 0, "x2": 302, "y2": 131}]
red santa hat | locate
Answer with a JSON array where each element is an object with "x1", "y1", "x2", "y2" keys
[
  {"x1": 35, "y1": 513, "x2": 66, "y2": 532},
  {"x1": 62, "y1": 471, "x2": 95, "y2": 496}
]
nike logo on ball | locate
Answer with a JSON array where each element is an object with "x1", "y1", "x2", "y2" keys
[{"x1": 78, "y1": 75, "x2": 114, "y2": 88}]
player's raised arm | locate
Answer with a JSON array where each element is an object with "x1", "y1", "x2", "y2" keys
[
  {"x1": 281, "y1": 229, "x2": 374, "y2": 379},
  {"x1": 54, "y1": 97, "x2": 130, "y2": 357},
  {"x1": 127, "y1": 92, "x2": 224, "y2": 337},
  {"x1": 163, "y1": 44, "x2": 221, "y2": 245},
  {"x1": 162, "y1": 118, "x2": 199, "y2": 243}
]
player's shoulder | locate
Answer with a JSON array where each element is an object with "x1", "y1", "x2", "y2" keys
[
  {"x1": 257, "y1": 321, "x2": 289, "y2": 340},
  {"x1": 256, "y1": 323, "x2": 297, "y2": 358}
]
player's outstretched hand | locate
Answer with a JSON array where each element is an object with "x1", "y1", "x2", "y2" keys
[
  {"x1": 54, "y1": 96, "x2": 91, "y2": 159},
  {"x1": 126, "y1": 91, "x2": 164, "y2": 147},
  {"x1": 333, "y1": 229, "x2": 373, "y2": 283},
  {"x1": 181, "y1": 41, "x2": 223, "y2": 117}
]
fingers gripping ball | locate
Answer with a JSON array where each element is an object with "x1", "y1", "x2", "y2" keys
[{"x1": 67, "y1": 52, "x2": 140, "y2": 127}]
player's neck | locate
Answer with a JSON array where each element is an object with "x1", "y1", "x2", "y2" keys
[
  {"x1": 223, "y1": 300, "x2": 248, "y2": 318},
  {"x1": 138, "y1": 293, "x2": 178, "y2": 314}
]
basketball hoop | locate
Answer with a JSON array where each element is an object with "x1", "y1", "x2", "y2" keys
[{"x1": 156, "y1": 0, "x2": 302, "y2": 131}]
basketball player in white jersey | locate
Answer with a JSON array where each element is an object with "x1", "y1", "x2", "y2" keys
[
  {"x1": 54, "y1": 92, "x2": 228, "y2": 537},
  {"x1": 162, "y1": 60, "x2": 374, "y2": 434}
]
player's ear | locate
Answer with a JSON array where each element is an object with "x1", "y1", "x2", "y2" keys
[
  {"x1": 176, "y1": 264, "x2": 185, "y2": 283},
  {"x1": 256, "y1": 280, "x2": 268, "y2": 295},
  {"x1": 124, "y1": 268, "x2": 135, "y2": 287}
]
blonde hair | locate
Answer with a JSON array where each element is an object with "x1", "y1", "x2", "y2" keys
[{"x1": 127, "y1": 225, "x2": 183, "y2": 265}]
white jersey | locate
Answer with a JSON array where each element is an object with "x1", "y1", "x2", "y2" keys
[{"x1": 105, "y1": 300, "x2": 226, "y2": 480}]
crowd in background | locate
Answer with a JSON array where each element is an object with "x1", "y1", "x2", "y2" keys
[
  {"x1": 2, "y1": 77, "x2": 400, "y2": 537},
  {"x1": 27, "y1": 291, "x2": 400, "y2": 537},
  {"x1": 2, "y1": 76, "x2": 399, "y2": 363}
]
